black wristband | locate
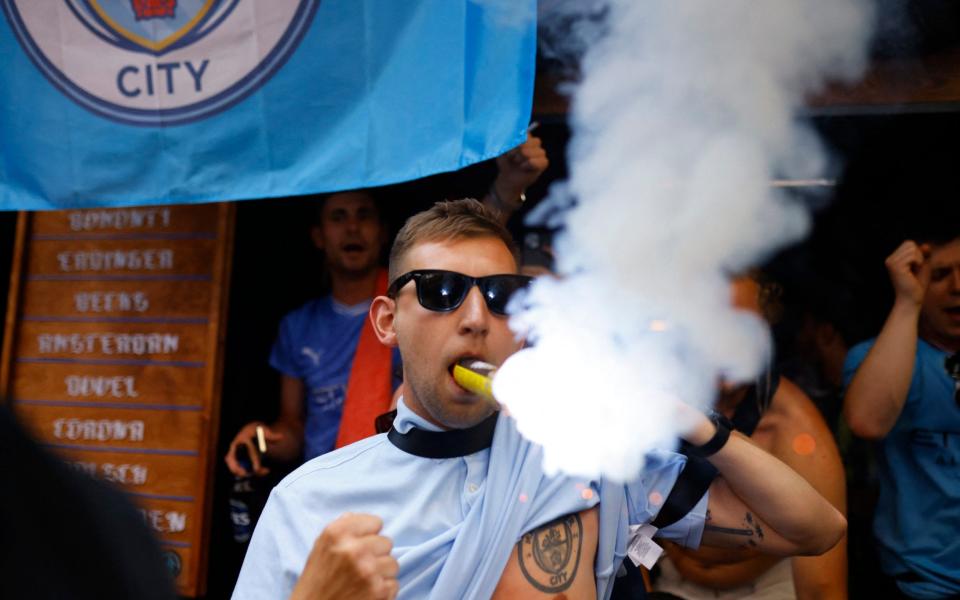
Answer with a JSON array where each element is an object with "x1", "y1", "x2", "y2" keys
[{"x1": 692, "y1": 411, "x2": 732, "y2": 457}]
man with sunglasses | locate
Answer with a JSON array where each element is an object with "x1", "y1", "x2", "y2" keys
[
  {"x1": 234, "y1": 199, "x2": 846, "y2": 600},
  {"x1": 843, "y1": 233, "x2": 960, "y2": 600},
  {"x1": 224, "y1": 136, "x2": 548, "y2": 479}
]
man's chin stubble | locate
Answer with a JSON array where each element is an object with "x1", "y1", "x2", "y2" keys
[{"x1": 436, "y1": 404, "x2": 495, "y2": 430}]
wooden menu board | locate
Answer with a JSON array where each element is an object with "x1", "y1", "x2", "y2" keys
[{"x1": 1, "y1": 203, "x2": 235, "y2": 597}]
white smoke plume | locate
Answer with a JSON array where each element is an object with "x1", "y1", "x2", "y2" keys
[{"x1": 494, "y1": 0, "x2": 874, "y2": 481}]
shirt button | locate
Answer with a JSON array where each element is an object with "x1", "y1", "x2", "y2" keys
[{"x1": 467, "y1": 483, "x2": 478, "y2": 493}]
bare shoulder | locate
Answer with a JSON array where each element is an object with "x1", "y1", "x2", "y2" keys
[
  {"x1": 761, "y1": 377, "x2": 844, "y2": 495},
  {"x1": 491, "y1": 507, "x2": 599, "y2": 600},
  {"x1": 759, "y1": 377, "x2": 832, "y2": 440}
]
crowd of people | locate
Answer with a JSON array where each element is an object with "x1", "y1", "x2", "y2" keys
[
  {"x1": 3, "y1": 132, "x2": 957, "y2": 600},
  {"x1": 220, "y1": 132, "x2": 959, "y2": 599},
  {"x1": 231, "y1": 198, "x2": 847, "y2": 600},
  {"x1": 220, "y1": 160, "x2": 959, "y2": 599}
]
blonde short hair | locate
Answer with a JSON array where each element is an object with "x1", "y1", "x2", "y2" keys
[{"x1": 388, "y1": 198, "x2": 518, "y2": 282}]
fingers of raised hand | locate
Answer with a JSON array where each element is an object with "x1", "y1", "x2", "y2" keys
[
  {"x1": 375, "y1": 554, "x2": 400, "y2": 578},
  {"x1": 366, "y1": 554, "x2": 400, "y2": 600},
  {"x1": 321, "y1": 517, "x2": 391, "y2": 568},
  {"x1": 887, "y1": 241, "x2": 925, "y2": 272},
  {"x1": 337, "y1": 534, "x2": 397, "y2": 598},
  {"x1": 514, "y1": 137, "x2": 548, "y2": 170},
  {"x1": 380, "y1": 578, "x2": 400, "y2": 600},
  {"x1": 324, "y1": 513, "x2": 384, "y2": 540}
]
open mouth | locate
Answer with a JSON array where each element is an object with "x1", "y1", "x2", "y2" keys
[
  {"x1": 449, "y1": 357, "x2": 476, "y2": 379},
  {"x1": 449, "y1": 357, "x2": 498, "y2": 400},
  {"x1": 448, "y1": 356, "x2": 489, "y2": 387},
  {"x1": 457, "y1": 358, "x2": 497, "y2": 376},
  {"x1": 341, "y1": 243, "x2": 365, "y2": 253},
  {"x1": 449, "y1": 356, "x2": 493, "y2": 374}
]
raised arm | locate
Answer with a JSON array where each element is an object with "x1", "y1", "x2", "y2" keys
[
  {"x1": 665, "y1": 379, "x2": 847, "y2": 595},
  {"x1": 843, "y1": 241, "x2": 930, "y2": 440},
  {"x1": 680, "y1": 409, "x2": 845, "y2": 557},
  {"x1": 481, "y1": 134, "x2": 548, "y2": 225}
]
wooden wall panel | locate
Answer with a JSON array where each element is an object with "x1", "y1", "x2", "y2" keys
[
  {"x1": 11, "y1": 360, "x2": 207, "y2": 404},
  {"x1": 1, "y1": 203, "x2": 234, "y2": 597},
  {"x1": 21, "y1": 279, "x2": 212, "y2": 318}
]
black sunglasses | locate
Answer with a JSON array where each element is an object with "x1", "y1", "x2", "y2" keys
[
  {"x1": 946, "y1": 352, "x2": 960, "y2": 408},
  {"x1": 387, "y1": 269, "x2": 532, "y2": 316}
]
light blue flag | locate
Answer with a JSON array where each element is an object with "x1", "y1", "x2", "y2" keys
[{"x1": 0, "y1": 0, "x2": 536, "y2": 210}]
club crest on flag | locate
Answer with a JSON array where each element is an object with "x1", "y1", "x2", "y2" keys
[
  {"x1": 0, "y1": 0, "x2": 538, "y2": 210},
  {"x1": 131, "y1": 0, "x2": 178, "y2": 20},
  {"x1": 70, "y1": 0, "x2": 227, "y2": 56},
  {"x1": 1, "y1": 0, "x2": 319, "y2": 125}
]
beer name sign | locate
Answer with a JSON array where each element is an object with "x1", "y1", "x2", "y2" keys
[
  {"x1": 1, "y1": 204, "x2": 235, "y2": 596},
  {"x1": 1, "y1": 0, "x2": 318, "y2": 125}
]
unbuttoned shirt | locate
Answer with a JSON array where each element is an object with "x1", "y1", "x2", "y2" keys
[{"x1": 232, "y1": 398, "x2": 707, "y2": 600}]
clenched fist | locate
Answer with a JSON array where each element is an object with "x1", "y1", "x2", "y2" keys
[
  {"x1": 290, "y1": 513, "x2": 399, "y2": 600},
  {"x1": 885, "y1": 240, "x2": 932, "y2": 307}
]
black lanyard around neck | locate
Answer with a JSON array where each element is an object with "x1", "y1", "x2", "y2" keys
[{"x1": 387, "y1": 412, "x2": 498, "y2": 458}]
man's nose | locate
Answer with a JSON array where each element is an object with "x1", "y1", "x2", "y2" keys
[
  {"x1": 457, "y1": 285, "x2": 490, "y2": 337},
  {"x1": 950, "y1": 266, "x2": 960, "y2": 292},
  {"x1": 344, "y1": 216, "x2": 361, "y2": 232}
]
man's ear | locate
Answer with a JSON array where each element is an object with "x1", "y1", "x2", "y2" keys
[
  {"x1": 310, "y1": 225, "x2": 325, "y2": 251},
  {"x1": 370, "y1": 295, "x2": 398, "y2": 347}
]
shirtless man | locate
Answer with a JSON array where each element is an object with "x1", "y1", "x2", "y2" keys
[
  {"x1": 655, "y1": 277, "x2": 847, "y2": 600},
  {"x1": 233, "y1": 200, "x2": 846, "y2": 600}
]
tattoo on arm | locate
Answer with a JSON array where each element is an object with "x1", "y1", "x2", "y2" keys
[
  {"x1": 704, "y1": 524, "x2": 755, "y2": 536},
  {"x1": 517, "y1": 514, "x2": 583, "y2": 593},
  {"x1": 704, "y1": 511, "x2": 764, "y2": 548}
]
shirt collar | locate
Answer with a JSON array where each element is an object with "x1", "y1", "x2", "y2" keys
[
  {"x1": 394, "y1": 396, "x2": 444, "y2": 434},
  {"x1": 390, "y1": 397, "x2": 499, "y2": 458},
  {"x1": 330, "y1": 297, "x2": 372, "y2": 317}
]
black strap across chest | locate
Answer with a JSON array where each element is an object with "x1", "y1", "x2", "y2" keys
[
  {"x1": 729, "y1": 366, "x2": 780, "y2": 437},
  {"x1": 651, "y1": 369, "x2": 781, "y2": 530}
]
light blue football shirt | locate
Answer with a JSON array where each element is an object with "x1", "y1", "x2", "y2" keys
[
  {"x1": 844, "y1": 339, "x2": 960, "y2": 599},
  {"x1": 269, "y1": 297, "x2": 401, "y2": 460},
  {"x1": 233, "y1": 398, "x2": 707, "y2": 599}
]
